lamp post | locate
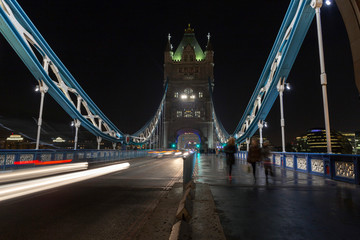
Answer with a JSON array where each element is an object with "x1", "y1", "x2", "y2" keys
[
  {"x1": 311, "y1": 0, "x2": 332, "y2": 153},
  {"x1": 277, "y1": 78, "x2": 290, "y2": 152},
  {"x1": 258, "y1": 120, "x2": 267, "y2": 147},
  {"x1": 97, "y1": 136, "x2": 102, "y2": 150},
  {"x1": 35, "y1": 81, "x2": 48, "y2": 150},
  {"x1": 72, "y1": 120, "x2": 81, "y2": 150}
]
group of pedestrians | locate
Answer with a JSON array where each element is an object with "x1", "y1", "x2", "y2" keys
[
  {"x1": 247, "y1": 138, "x2": 274, "y2": 182},
  {"x1": 223, "y1": 137, "x2": 274, "y2": 182}
]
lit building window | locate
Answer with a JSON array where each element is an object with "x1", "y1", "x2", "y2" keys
[
  {"x1": 181, "y1": 94, "x2": 188, "y2": 99},
  {"x1": 174, "y1": 92, "x2": 179, "y2": 98},
  {"x1": 195, "y1": 111, "x2": 201, "y2": 118},
  {"x1": 199, "y1": 92, "x2": 203, "y2": 98},
  {"x1": 177, "y1": 111, "x2": 182, "y2": 117},
  {"x1": 190, "y1": 95, "x2": 196, "y2": 99},
  {"x1": 184, "y1": 110, "x2": 193, "y2": 118}
]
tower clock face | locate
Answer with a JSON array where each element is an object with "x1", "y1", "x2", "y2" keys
[{"x1": 184, "y1": 88, "x2": 193, "y2": 95}]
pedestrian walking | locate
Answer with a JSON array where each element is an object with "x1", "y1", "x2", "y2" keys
[
  {"x1": 224, "y1": 137, "x2": 237, "y2": 180},
  {"x1": 261, "y1": 141, "x2": 274, "y2": 183},
  {"x1": 247, "y1": 138, "x2": 261, "y2": 182}
]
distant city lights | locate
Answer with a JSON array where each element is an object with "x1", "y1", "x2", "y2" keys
[{"x1": 6, "y1": 134, "x2": 23, "y2": 141}]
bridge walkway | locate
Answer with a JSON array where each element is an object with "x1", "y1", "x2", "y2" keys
[{"x1": 193, "y1": 154, "x2": 360, "y2": 240}]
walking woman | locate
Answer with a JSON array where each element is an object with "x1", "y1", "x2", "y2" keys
[
  {"x1": 247, "y1": 138, "x2": 261, "y2": 182},
  {"x1": 224, "y1": 137, "x2": 237, "y2": 180}
]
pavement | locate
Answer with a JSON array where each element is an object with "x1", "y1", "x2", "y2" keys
[
  {"x1": 137, "y1": 154, "x2": 360, "y2": 239},
  {"x1": 194, "y1": 154, "x2": 360, "y2": 240}
]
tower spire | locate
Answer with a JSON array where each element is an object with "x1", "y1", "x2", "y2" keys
[
  {"x1": 185, "y1": 24, "x2": 194, "y2": 33},
  {"x1": 206, "y1": 32, "x2": 213, "y2": 51},
  {"x1": 165, "y1": 33, "x2": 172, "y2": 51}
]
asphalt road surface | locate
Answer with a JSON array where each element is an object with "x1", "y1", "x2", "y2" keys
[{"x1": 0, "y1": 155, "x2": 183, "y2": 240}]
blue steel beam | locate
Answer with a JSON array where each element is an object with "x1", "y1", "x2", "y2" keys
[
  {"x1": 232, "y1": 0, "x2": 316, "y2": 144},
  {"x1": 0, "y1": 0, "x2": 124, "y2": 142}
]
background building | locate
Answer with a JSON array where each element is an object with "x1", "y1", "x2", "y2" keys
[{"x1": 293, "y1": 129, "x2": 352, "y2": 154}]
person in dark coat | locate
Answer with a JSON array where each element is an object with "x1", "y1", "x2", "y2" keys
[
  {"x1": 224, "y1": 137, "x2": 237, "y2": 180},
  {"x1": 261, "y1": 141, "x2": 274, "y2": 183},
  {"x1": 247, "y1": 138, "x2": 261, "y2": 182}
]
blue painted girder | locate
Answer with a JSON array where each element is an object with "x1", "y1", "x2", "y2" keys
[
  {"x1": 0, "y1": 0, "x2": 124, "y2": 142},
  {"x1": 232, "y1": 0, "x2": 315, "y2": 144}
]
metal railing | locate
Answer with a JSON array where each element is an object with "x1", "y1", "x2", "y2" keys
[
  {"x1": 238, "y1": 151, "x2": 360, "y2": 184},
  {"x1": 0, "y1": 149, "x2": 151, "y2": 171}
]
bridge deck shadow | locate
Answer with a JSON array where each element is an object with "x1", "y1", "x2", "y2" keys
[{"x1": 193, "y1": 154, "x2": 360, "y2": 240}]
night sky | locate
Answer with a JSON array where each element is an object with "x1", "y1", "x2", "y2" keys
[{"x1": 0, "y1": 0, "x2": 358, "y2": 146}]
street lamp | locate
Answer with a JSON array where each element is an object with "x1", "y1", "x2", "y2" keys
[
  {"x1": 311, "y1": 0, "x2": 332, "y2": 153},
  {"x1": 35, "y1": 82, "x2": 48, "y2": 150},
  {"x1": 277, "y1": 78, "x2": 290, "y2": 152},
  {"x1": 71, "y1": 120, "x2": 81, "y2": 150},
  {"x1": 258, "y1": 120, "x2": 267, "y2": 147}
]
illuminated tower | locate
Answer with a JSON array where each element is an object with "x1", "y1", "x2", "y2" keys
[{"x1": 163, "y1": 25, "x2": 215, "y2": 150}]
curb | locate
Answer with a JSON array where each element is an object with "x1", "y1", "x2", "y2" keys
[
  {"x1": 169, "y1": 180, "x2": 195, "y2": 240},
  {"x1": 169, "y1": 180, "x2": 226, "y2": 240}
]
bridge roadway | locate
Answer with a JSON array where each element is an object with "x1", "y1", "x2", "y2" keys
[
  {"x1": 0, "y1": 155, "x2": 184, "y2": 240},
  {"x1": 1, "y1": 153, "x2": 360, "y2": 239},
  {"x1": 194, "y1": 154, "x2": 360, "y2": 240}
]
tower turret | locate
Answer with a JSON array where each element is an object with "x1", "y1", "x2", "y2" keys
[
  {"x1": 164, "y1": 33, "x2": 173, "y2": 63},
  {"x1": 205, "y1": 33, "x2": 214, "y2": 62}
]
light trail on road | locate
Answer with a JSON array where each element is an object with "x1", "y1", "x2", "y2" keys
[
  {"x1": 0, "y1": 162, "x2": 130, "y2": 202},
  {"x1": 0, "y1": 162, "x2": 89, "y2": 184}
]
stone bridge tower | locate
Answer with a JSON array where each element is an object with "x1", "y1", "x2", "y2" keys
[{"x1": 163, "y1": 25, "x2": 215, "y2": 151}]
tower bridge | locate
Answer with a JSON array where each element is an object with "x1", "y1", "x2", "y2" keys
[
  {"x1": 0, "y1": 0, "x2": 360, "y2": 239},
  {"x1": 0, "y1": 0, "x2": 358, "y2": 152}
]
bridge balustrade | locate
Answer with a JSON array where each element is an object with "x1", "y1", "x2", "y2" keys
[
  {"x1": 237, "y1": 151, "x2": 359, "y2": 184},
  {"x1": 0, "y1": 149, "x2": 151, "y2": 171}
]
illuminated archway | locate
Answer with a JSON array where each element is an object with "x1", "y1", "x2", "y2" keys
[{"x1": 176, "y1": 129, "x2": 201, "y2": 149}]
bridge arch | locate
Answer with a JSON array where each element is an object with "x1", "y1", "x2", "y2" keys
[{"x1": 176, "y1": 128, "x2": 202, "y2": 149}]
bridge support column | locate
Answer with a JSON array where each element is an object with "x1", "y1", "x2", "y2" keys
[
  {"x1": 258, "y1": 120, "x2": 264, "y2": 148},
  {"x1": 246, "y1": 138, "x2": 250, "y2": 152},
  {"x1": 277, "y1": 78, "x2": 287, "y2": 153},
  {"x1": 311, "y1": 0, "x2": 332, "y2": 153},
  {"x1": 163, "y1": 121, "x2": 168, "y2": 149},
  {"x1": 35, "y1": 82, "x2": 48, "y2": 150},
  {"x1": 73, "y1": 120, "x2": 81, "y2": 150},
  {"x1": 97, "y1": 136, "x2": 102, "y2": 150},
  {"x1": 208, "y1": 122, "x2": 214, "y2": 149}
]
